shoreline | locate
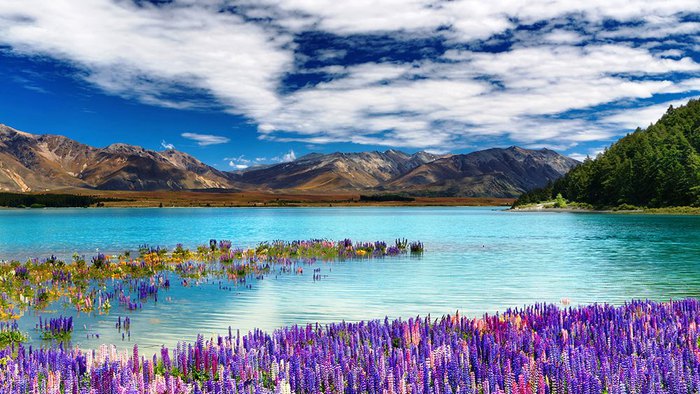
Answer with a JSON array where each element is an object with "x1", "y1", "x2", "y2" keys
[
  {"x1": 0, "y1": 204, "x2": 511, "y2": 210},
  {"x1": 0, "y1": 189, "x2": 515, "y2": 208},
  {"x1": 510, "y1": 204, "x2": 700, "y2": 215},
  {"x1": 509, "y1": 206, "x2": 605, "y2": 213}
]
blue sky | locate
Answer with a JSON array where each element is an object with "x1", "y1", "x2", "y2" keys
[{"x1": 1, "y1": 1, "x2": 699, "y2": 169}]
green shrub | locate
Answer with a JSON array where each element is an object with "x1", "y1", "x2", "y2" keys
[
  {"x1": 0, "y1": 329, "x2": 28, "y2": 348},
  {"x1": 0, "y1": 192, "x2": 126, "y2": 208},
  {"x1": 553, "y1": 193, "x2": 567, "y2": 208}
]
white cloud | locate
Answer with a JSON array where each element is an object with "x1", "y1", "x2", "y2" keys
[
  {"x1": 258, "y1": 44, "x2": 698, "y2": 148},
  {"x1": 0, "y1": 0, "x2": 292, "y2": 118},
  {"x1": 656, "y1": 49, "x2": 684, "y2": 58},
  {"x1": 251, "y1": 0, "x2": 700, "y2": 41},
  {"x1": 225, "y1": 155, "x2": 251, "y2": 169},
  {"x1": 254, "y1": 0, "x2": 447, "y2": 35},
  {"x1": 568, "y1": 153, "x2": 588, "y2": 162},
  {"x1": 181, "y1": 132, "x2": 230, "y2": 146},
  {"x1": 244, "y1": 151, "x2": 297, "y2": 164},
  {"x1": 0, "y1": 0, "x2": 699, "y2": 151},
  {"x1": 229, "y1": 161, "x2": 249, "y2": 169},
  {"x1": 541, "y1": 30, "x2": 583, "y2": 45},
  {"x1": 599, "y1": 19, "x2": 700, "y2": 40},
  {"x1": 160, "y1": 140, "x2": 175, "y2": 150},
  {"x1": 602, "y1": 97, "x2": 700, "y2": 130},
  {"x1": 224, "y1": 155, "x2": 250, "y2": 163},
  {"x1": 282, "y1": 149, "x2": 296, "y2": 162},
  {"x1": 568, "y1": 146, "x2": 607, "y2": 162}
]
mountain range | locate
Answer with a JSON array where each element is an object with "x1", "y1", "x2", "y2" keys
[{"x1": 0, "y1": 124, "x2": 579, "y2": 197}]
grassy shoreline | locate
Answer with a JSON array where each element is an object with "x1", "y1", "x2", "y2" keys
[
  {"x1": 511, "y1": 202, "x2": 700, "y2": 215},
  {"x1": 0, "y1": 190, "x2": 514, "y2": 208}
]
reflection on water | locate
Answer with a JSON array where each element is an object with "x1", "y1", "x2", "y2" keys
[{"x1": 2, "y1": 207, "x2": 700, "y2": 352}]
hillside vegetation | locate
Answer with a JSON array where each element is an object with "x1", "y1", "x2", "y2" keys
[
  {"x1": 515, "y1": 99, "x2": 700, "y2": 208},
  {"x1": 0, "y1": 192, "x2": 120, "y2": 208}
]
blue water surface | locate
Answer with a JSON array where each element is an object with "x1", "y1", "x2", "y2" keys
[{"x1": 1, "y1": 207, "x2": 699, "y2": 352}]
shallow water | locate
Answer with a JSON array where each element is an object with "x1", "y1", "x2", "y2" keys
[{"x1": 1, "y1": 207, "x2": 700, "y2": 352}]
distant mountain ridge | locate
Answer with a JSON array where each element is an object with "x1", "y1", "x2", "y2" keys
[
  {"x1": 387, "y1": 147, "x2": 579, "y2": 197},
  {"x1": 231, "y1": 150, "x2": 447, "y2": 191},
  {"x1": 0, "y1": 124, "x2": 233, "y2": 191},
  {"x1": 0, "y1": 124, "x2": 579, "y2": 197}
]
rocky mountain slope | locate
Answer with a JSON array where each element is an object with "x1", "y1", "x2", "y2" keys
[
  {"x1": 0, "y1": 124, "x2": 233, "y2": 191},
  {"x1": 231, "y1": 150, "x2": 445, "y2": 191},
  {"x1": 387, "y1": 147, "x2": 580, "y2": 197}
]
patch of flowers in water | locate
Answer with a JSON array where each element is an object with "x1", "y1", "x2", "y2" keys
[
  {"x1": 37, "y1": 316, "x2": 73, "y2": 342},
  {"x1": 0, "y1": 299, "x2": 698, "y2": 393},
  {"x1": 0, "y1": 239, "x2": 421, "y2": 321},
  {"x1": 0, "y1": 320, "x2": 27, "y2": 348},
  {"x1": 116, "y1": 316, "x2": 131, "y2": 341},
  {"x1": 116, "y1": 316, "x2": 131, "y2": 332},
  {"x1": 395, "y1": 238, "x2": 424, "y2": 254}
]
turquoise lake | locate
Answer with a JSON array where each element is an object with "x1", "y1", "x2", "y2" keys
[{"x1": 1, "y1": 206, "x2": 700, "y2": 352}]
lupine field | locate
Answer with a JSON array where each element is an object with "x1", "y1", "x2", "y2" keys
[
  {"x1": 0, "y1": 299, "x2": 699, "y2": 393},
  {"x1": 2, "y1": 238, "x2": 700, "y2": 393}
]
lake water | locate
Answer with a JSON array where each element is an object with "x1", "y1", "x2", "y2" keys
[{"x1": 1, "y1": 207, "x2": 700, "y2": 352}]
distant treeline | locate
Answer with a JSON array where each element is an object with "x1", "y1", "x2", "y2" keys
[
  {"x1": 359, "y1": 194, "x2": 416, "y2": 202},
  {"x1": 515, "y1": 99, "x2": 700, "y2": 208},
  {"x1": 0, "y1": 192, "x2": 122, "y2": 208}
]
